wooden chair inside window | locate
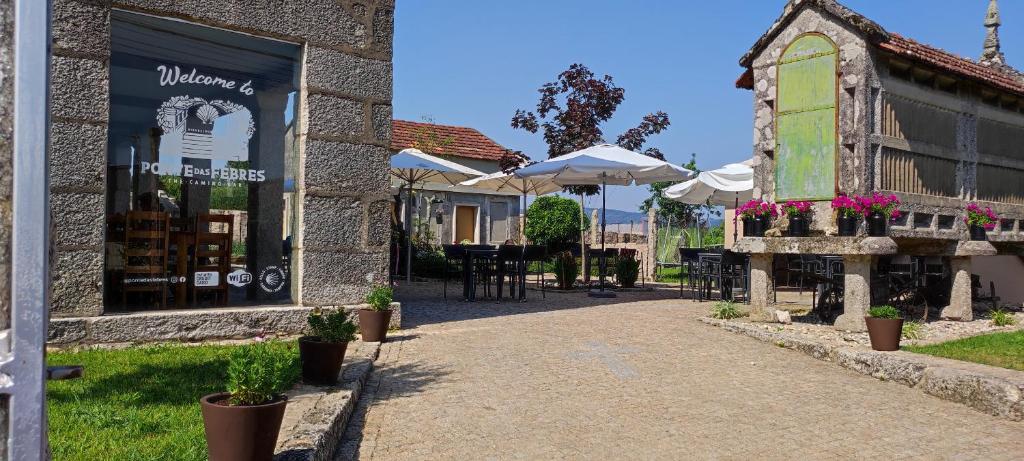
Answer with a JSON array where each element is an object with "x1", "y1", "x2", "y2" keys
[
  {"x1": 193, "y1": 214, "x2": 233, "y2": 306},
  {"x1": 122, "y1": 211, "x2": 170, "y2": 309}
]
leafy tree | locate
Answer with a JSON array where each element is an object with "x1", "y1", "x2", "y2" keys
[
  {"x1": 524, "y1": 195, "x2": 589, "y2": 253},
  {"x1": 511, "y1": 63, "x2": 670, "y2": 195},
  {"x1": 640, "y1": 153, "x2": 719, "y2": 227}
]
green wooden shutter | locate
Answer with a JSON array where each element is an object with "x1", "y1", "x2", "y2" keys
[{"x1": 775, "y1": 34, "x2": 838, "y2": 201}]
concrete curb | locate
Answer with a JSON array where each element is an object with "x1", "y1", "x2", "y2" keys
[
  {"x1": 701, "y1": 317, "x2": 1024, "y2": 422},
  {"x1": 275, "y1": 341, "x2": 382, "y2": 460}
]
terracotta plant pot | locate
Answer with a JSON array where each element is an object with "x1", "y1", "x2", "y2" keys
[
  {"x1": 837, "y1": 214, "x2": 858, "y2": 236},
  {"x1": 788, "y1": 215, "x2": 809, "y2": 237},
  {"x1": 969, "y1": 224, "x2": 988, "y2": 241},
  {"x1": 358, "y1": 309, "x2": 392, "y2": 342},
  {"x1": 298, "y1": 336, "x2": 349, "y2": 385},
  {"x1": 201, "y1": 392, "x2": 287, "y2": 461},
  {"x1": 865, "y1": 211, "x2": 887, "y2": 237},
  {"x1": 865, "y1": 317, "x2": 904, "y2": 351}
]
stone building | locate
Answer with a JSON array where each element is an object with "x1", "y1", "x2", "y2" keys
[
  {"x1": 391, "y1": 120, "x2": 522, "y2": 246},
  {"x1": 48, "y1": 1, "x2": 396, "y2": 345},
  {"x1": 733, "y1": 0, "x2": 1024, "y2": 329}
]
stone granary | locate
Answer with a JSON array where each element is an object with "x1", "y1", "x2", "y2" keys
[{"x1": 733, "y1": 0, "x2": 1024, "y2": 330}]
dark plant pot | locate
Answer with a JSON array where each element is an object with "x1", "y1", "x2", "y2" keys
[
  {"x1": 969, "y1": 224, "x2": 988, "y2": 241},
  {"x1": 865, "y1": 317, "x2": 904, "y2": 351},
  {"x1": 747, "y1": 215, "x2": 767, "y2": 237},
  {"x1": 741, "y1": 217, "x2": 753, "y2": 237},
  {"x1": 788, "y1": 215, "x2": 809, "y2": 237},
  {"x1": 837, "y1": 214, "x2": 858, "y2": 236},
  {"x1": 358, "y1": 309, "x2": 392, "y2": 342},
  {"x1": 298, "y1": 336, "x2": 349, "y2": 385},
  {"x1": 865, "y1": 211, "x2": 887, "y2": 237},
  {"x1": 201, "y1": 392, "x2": 287, "y2": 461}
]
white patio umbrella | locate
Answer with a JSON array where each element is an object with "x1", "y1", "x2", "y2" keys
[
  {"x1": 663, "y1": 162, "x2": 753, "y2": 243},
  {"x1": 458, "y1": 170, "x2": 562, "y2": 243},
  {"x1": 391, "y1": 148, "x2": 484, "y2": 282},
  {"x1": 514, "y1": 144, "x2": 693, "y2": 297}
]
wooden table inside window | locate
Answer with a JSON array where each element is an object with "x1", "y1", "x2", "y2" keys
[{"x1": 170, "y1": 231, "x2": 195, "y2": 307}]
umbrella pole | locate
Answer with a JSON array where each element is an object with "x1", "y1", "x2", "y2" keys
[
  {"x1": 521, "y1": 186, "x2": 527, "y2": 244},
  {"x1": 733, "y1": 192, "x2": 739, "y2": 244},
  {"x1": 590, "y1": 175, "x2": 615, "y2": 298},
  {"x1": 406, "y1": 179, "x2": 414, "y2": 283}
]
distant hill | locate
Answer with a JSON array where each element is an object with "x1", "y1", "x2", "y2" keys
[{"x1": 585, "y1": 207, "x2": 725, "y2": 228}]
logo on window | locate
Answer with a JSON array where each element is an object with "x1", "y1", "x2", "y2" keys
[
  {"x1": 157, "y1": 96, "x2": 255, "y2": 162},
  {"x1": 227, "y1": 269, "x2": 253, "y2": 288},
  {"x1": 259, "y1": 266, "x2": 286, "y2": 293}
]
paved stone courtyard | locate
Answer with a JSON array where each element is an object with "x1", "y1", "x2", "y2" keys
[{"x1": 336, "y1": 283, "x2": 1024, "y2": 460}]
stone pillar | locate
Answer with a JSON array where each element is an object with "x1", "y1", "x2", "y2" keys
[
  {"x1": 748, "y1": 253, "x2": 775, "y2": 322},
  {"x1": 940, "y1": 256, "x2": 973, "y2": 321},
  {"x1": 835, "y1": 254, "x2": 871, "y2": 332}
]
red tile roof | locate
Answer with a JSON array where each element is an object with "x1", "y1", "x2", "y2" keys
[
  {"x1": 391, "y1": 120, "x2": 509, "y2": 162},
  {"x1": 878, "y1": 33, "x2": 1024, "y2": 97}
]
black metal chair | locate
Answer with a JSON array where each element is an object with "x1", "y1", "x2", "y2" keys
[
  {"x1": 441, "y1": 244, "x2": 466, "y2": 300},
  {"x1": 464, "y1": 244, "x2": 498, "y2": 299},
  {"x1": 678, "y1": 248, "x2": 702, "y2": 299},
  {"x1": 703, "y1": 251, "x2": 748, "y2": 302},
  {"x1": 496, "y1": 245, "x2": 524, "y2": 300},
  {"x1": 522, "y1": 245, "x2": 548, "y2": 298}
]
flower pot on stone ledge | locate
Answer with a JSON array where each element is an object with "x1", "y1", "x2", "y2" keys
[
  {"x1": 837, "y1": 215, "x2": 858, "y2": 236},
  {"x1": 298, "y1": 337, "x2": 349, "y2": 385},
  {"x1": 201, "y1": 393, "x2": 287, "y2": 461},
  {"x1": 749, "y1": 215, "x2": 767, "y2": 237},
  {"x1": 865, "y1": 211, "x2": 888, "y2": 237},
  {"x1": 969, "y1": 224, "x2": 987, "y2": 241},
  {"x1": 865, "y1": 306, "x2": 903, "y2": 351},
  {"x1": 788, "y1": 215, "x2": 809, "y2": 237},
  {"x1": 360, "y1": 285, "x2": 394, "y2": 342}
]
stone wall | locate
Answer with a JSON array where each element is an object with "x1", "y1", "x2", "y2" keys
[
  {"x1": 49, "y1": 0, "x2": 395, "y2": 317},
  {"x1": 0, "y1": 0, "x2": 12, "y2": 454},
  {"x1": 748, "y1": 5, "x2": 875, "y2": 232}
]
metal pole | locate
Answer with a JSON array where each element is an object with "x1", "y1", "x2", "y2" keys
[
  {"x1": 405, "y1": 179, "x2": 413, "y2": 283},
  {"x1": 521, "y1": 185, "x2": 527, "y2": 244},
  {"x1": 2, "y1": 0, "x2": 52, "y2": 458},
  {"x1": 600, "y1": 176, "x2": 607, "y2": 291},
  {"x1": 733, "y1": 192, "x2": 739, "y2": 244}
]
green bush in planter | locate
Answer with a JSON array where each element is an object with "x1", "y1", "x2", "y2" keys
[
  {"x1": 867, "y1": 305, "x2": 901, "y2": 319},
  {"x1": 524, "y1": 196, "x2": 588, "y2": 253},
  {"x1": 307, "y1": 310, "x2": 357, "y2": 343},
  {"x1": 226, "y1": 341, "x2": 299, "y2": 406},
  {"x1": 616, "y1": 257, "x2": 640, "y2": 288},
  {"x1": 552, "y1": 251, "x2": 578, "y2": 290},
  {"x1": 365, "y1": 285, "x2": 394, "y2": 311}
]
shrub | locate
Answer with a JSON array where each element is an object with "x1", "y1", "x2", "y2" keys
[
  {"x1": 616, "y1": 257, "x2": 640, "y2": 288},
  {"x1": 902, "y1": 321, "x2": 922, "y2": 340},
  {"x1": 867, "y1": 305, "x2": 901, "y2": 319},
  {"x1": 307, "y1": 309, "x2": 357, "y2": 343},
  {"x1": 524, "y1": 196, "x2": 588, "y2": 252},
  {"x1": 226, "y1": 341, "x2": 299, "y2": 406},
  {"x1": 365, "y1": 285, "x2": 393, "y2": 311},
  {"x1": 991, "y1": 309, "x2": 1016, "y2": 327},
  {"x1": 711, "y1": 301, "x2": 743, "y2": 319},
  {"x1": 552, "y1": 251, "x2": 578, "y2": 290},
  {"x1": 412, "y1": 244, "x2": 446, "y2": 278}
]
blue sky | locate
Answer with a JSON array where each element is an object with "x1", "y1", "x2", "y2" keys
[{"x1": 393, "y1": 0, "x2": 1023, "y2": 212}]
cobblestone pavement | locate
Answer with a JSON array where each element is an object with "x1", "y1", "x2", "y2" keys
[{"x1": 336, "y1": 283, "x2": 1024, "y2": 460}]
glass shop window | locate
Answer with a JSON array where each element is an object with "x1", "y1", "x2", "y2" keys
[{"x1": 104, "y1": 11, "x2": 300, "y2": 311}]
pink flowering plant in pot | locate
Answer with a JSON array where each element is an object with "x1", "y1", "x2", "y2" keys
[
  {"x1": 737, "y1": 199, "x2": 777, "y2": 237},
  {"x1": 964, "y1": 203, "x2": 998, "y2": 241},
  {"x1": 782, "y1": 200, "x2": 812, "y2": 237},
  {"x1": 858, "y1": 192, "x2": 902, "y2": 237},
  {"x1": 830, "y1": 194, "x2": 862, "y2": 236}
]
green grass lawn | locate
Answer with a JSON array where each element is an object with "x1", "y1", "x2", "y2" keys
[
  {"x1": 47, "y1": 342, "x2": 298, "y2": 461},
  {"x1": 904, "y1": 330, "x2": 1024, "y2": 371},
  {"x1": 656, "y1": 266, "x2": 682, "y2": 283}
]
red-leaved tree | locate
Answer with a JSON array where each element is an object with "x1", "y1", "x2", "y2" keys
[{"x1": 511, "y1": 63, "x2": 670, "y2": 195}]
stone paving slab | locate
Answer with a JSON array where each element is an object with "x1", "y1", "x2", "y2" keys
[
  {"x1": 702, "y1": 316, "x2": 1024, "y2": 421},
  {"x1": 275, "y1": 340, "x2": 381, "y2": 461},
  {"x1": 335, "y1": 283, "x2": 1024, "y2": 460}
]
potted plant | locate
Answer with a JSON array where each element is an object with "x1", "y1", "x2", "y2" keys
[
  {"x1": 857, "y1": 192, "x2": 901, "y2": 237},
  {"x1": 865, "y1": 305, "x2": 903, "y2": 351},
  {"x1": 616, "y1": 256, "x2": 640, "y2": 288},
  {"x1": 201, "y1": 340, "x2": 298, "y2": 461},
  {"x1": 831, "y1": 194, "x2": 862, "y2": 236},
  {"x1": 782, "y1": 200, "x2": 812, "y2": 237},
  {"x1": 299, "y1": 309, "x2": 357, "y2": 385},
  {"x1": 552, "y1": 250, "x2": 578, "y2": 290},
  {"x1": 964, "y1": 203, "x2": 998, "y2": 241},
  {"x1": 737, "y1": 199, "x2": 777, "y2": 237},
  {"x1": 359, "y1": 285, "x2": 394, "y2": 342}
]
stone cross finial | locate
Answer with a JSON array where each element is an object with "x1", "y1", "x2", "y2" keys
[{"x1": 981, "y1": 0, "x2": 1006, "y2": 66}]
